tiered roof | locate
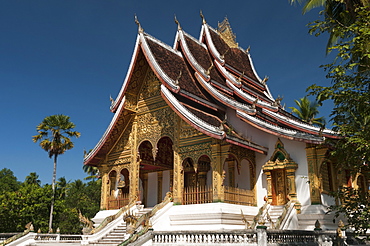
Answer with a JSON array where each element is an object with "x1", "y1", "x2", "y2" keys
[{"x1": 84, "y1": 15, "x2": 338, "y2": 166}]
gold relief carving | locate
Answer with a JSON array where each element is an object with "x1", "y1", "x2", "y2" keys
[
  {"x1": 180, "y1": 120, "x2": 202, "y2": 139},
  {"x1": 139, "y1": 70, "x2": 161, "y2": 100},
  {"x1": 125, "y1": 93, "x2": 137, "y2": 111},
  {"x1": 126, "y1": 55, "x2": 149, "y2": 96},
  {"x1": 137, "y1": 107, "x2": 175, "y2": 144},
  {"x1": 229, "y1": 145, "x2": 255, "y2": 165},
  {"x1": 179, "y1": 142, "x2": 211, "y2": 162},
  {"x1": 106, "y1": 157, "x2": 132, "y2": 167}
]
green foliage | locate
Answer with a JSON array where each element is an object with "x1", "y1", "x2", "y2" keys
[
  {"x1": 0, "y1": 171, "x2": 101, "y2": 234},
  {"x1": 295, "y1": 2, "x2": 370, "y2": 234},
  {"x1": 289, "y1": 96, "x2": 326, "y2": 127},
  {"x1": 0, "y1": 168, "x2": 20, "y2": 193},
  {"x1": 32, "y1": 114, "x2": 81, "y2": 231},
  {"x1": 330, "y1": 187, "x2": 370, "y2": 234}
]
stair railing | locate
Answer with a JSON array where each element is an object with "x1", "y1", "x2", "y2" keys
[
  {"x1": 119, "y1": 192, "x2": 173, "y2": 246},
  {"x1": 251, "y1": 200, "x2": 270, "y2": 228},
  {"x1": 274, "y1": 200, "x2": 294, "y2": 229},
  {"x1": 90, "y1": 195, "x2": 138, "y2": 234}
]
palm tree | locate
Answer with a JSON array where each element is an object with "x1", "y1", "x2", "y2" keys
[
  {"x1": 82, "y1": 165, "x2": 99, "y2": 181},
  {"x1": 24, "y1": 172, "x2": 41, "y2": 186},
  {"x1": 32, "y1": 114, "x2": 80, "y2": 232},
  {"x1": 289, "y1": 96, "x2": 325, "y2": 127}
]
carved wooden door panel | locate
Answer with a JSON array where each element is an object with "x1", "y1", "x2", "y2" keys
[{"x1": 271, "y1": 169, "x2": 287, "y2": 205}]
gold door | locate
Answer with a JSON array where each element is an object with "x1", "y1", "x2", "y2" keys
[{"x1": 271, "y1": 169, "x2": 287, "y2": 205}]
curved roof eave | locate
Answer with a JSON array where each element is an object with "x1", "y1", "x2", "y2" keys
[
  {"x1": 110, "y1": 35, "x2": 142, "y2": 113},
  {"x1": 84, "y1": 98, "x2": 126, "y2": 166},
  {"x1": 140, "y1": 32, "x2": 181, "y2": 93},
  {"x1": 195, "y1": 72, "x2": 256, "y2": 115},
  {"x1": 161, "y1": 84, "x2": 226, "y2": 139},
  {"x1": 178, "y1": 30, "x2": 210, "y2": 81},
  {"x1": 262, "y1": 109, "x2": 340, "y2": 139},
  {"x1": 236, "y1": 110, "x2": 325, "y2": 144},
  {"x1": 202, "y1": 24, "x2": 225, "y2": 66}
]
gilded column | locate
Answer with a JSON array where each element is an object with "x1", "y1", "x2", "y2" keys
[
  {"x1": 99, "y1": 165, "x2": 110, "y2": 210},
  {"x1": 265, "y1": 170, "x2": 272, "y2": 203},
  {"x1": 130, "y1": 117, "x2": 139, "y2": 203},
  {"x1": 172, "y1": 149, "x2": 183, "y2": 204},
  {"x1": 211, "y1": 140, "x2": 223, "y2": 202}
]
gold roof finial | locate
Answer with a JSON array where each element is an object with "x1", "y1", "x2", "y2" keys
[
  {"x1": 200, "y1": 10, "x2": 206, "y2": 24},
  {"x1": 174, "y1": 15, "x2": 181, "y2": 30},
  {"x1": 134, "y1": 14, "x2": 144, "y2": 33},
  {"x1": 217, "y1": 17, "x2": 238, "y2": 48}
]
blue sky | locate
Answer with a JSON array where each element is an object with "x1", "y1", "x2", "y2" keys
[{"x1": 0, "y1": 0, "x2": 332, "y2": 184}]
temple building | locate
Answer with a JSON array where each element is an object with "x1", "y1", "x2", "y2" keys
[
  {"x1": 83, "y1": 15, "x2": 347, "y2": 214},
  {"x1": 6, "y1": 15, "x2": 370, "y2": 246}
]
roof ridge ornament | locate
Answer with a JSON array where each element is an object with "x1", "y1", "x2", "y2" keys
[
  {"x1": 237, "y1": 71, "x2": 245, "y2": 83},
  {"x1": 206, "y1": 62, "x2": 214, "y2": 76},
  {"x1": 262, "y1": 76, "x2": 269, "y2": 84},
  {"x1": 246, "y1": 46, "x2": 251, "y2": 53},
  {"x1": 174, "y1": 15, "x2": 182, "y2": 30},
  {"x1": 200, "y1": 10, "x2": 206, "y2": 24},
  {"x1": 134, "y1": 15, "x2": 144, "y2": 33},
  {"x1": 220, "y1": 47, "x2": 230, "y2": 60},
  {"x1": 175, "y1": 70, "x2": 182, "y2": 85},
  {"x1": 217, "y1": 17, "x2": 238, "y2": 48}
]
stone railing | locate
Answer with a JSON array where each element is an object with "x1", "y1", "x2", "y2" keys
[
  {"x1": 150, "y1": 229, "x2": 338, "y2": 245},
  {"x1": 152, "y1": 231, "x2": 257, "y2": 245},
  {"x1": 267, "y1": 230, "x2": 336, "y2": 245},
  {"x1": 0, "y1": 229, "x2": 32, "y2": 246}
]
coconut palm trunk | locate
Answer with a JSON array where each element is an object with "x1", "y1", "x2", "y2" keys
[{"x1": 48, "y1": 154, "x2": 58, "y2": 232}]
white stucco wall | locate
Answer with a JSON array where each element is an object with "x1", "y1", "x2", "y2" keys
[
  {"x1": 227, "y1": 108, "x2": 312, "y2": 207},
  {"x1": 147, "y1": 172, "x2": 158, "y2": 207}
]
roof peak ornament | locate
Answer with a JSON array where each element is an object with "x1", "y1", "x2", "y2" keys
[
  {"x1": 175, "y1": 70, "x2": 182, "y2": 85},
  {"x1": 217, "y1": 17, "x2": 238, "y2": 48},
  {"x1": 237, "y1": 71, "x2": 245, "y2": 83},
  {"x1": 134, "y1": 15, "x2": 144, "y2": 33},
  {"x1": 174, "y1": 15, "x2": 182, "y2": 30},
  {"x1": 262, "y1": 76, "x2": 269, "y2": 84},
  {"x1": 206, "y1": 62, "x2": 214, "y2": 76},
  {"x1": 200, "y1": 10, "x2": 206, "y2": 24},
  {"x1": 246, "y1": 46, "x2": 251, "y2": 53}
]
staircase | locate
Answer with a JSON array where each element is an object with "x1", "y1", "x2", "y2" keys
[
  {"x1": 297, "y1": 205, "x2": 344, "y2": 230},
  {"x1": 91, "y1": 207, "x2": 153, "y2": 246},
  {"x1": 264, "y1": 205, "x2": 285, "y2": 229}
]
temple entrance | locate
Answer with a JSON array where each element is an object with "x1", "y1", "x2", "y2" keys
[
  {"x1": 182, "y1": 156, "x2": 212, "y2": 204},
  {"x1": 263, "y1": 139, "x2": 298, "y2": 205},
  {"x1": 138, "y1": 137, "x2": 174, "y2": 207},
  {"x1": 271, "y1": 169, "x2": 287, "y2": 205}
]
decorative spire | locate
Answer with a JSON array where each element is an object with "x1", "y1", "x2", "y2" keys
[
  {"x1": 200, "y1": 10, "x2": 206, "y2": 24},
  {"x1": 134, "y1": 15, "x2": 144, "y2": 33},
  {"x1": 217, "y1": 17, "x2": 238, "y2": 48},
  {"x1": 174, "y1": 15, "x2": 181, "y2": 30}
]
